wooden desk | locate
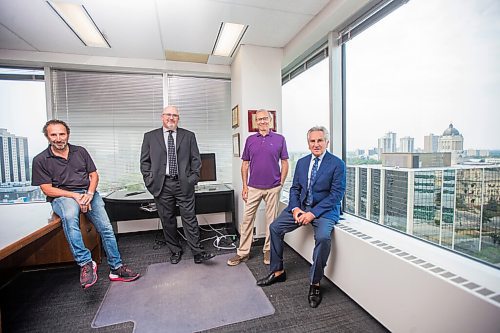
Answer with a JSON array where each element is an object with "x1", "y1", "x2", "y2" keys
[{"x1": 0, "y1": 204, "x2": 101, "y2": 288}]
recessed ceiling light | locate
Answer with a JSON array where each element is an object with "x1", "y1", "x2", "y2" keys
[
  {"x1": 47, "y1": 1, "x2": 110, "y2": 48},
  {"x1": 212, "y1": 22, "x2": 247, "y2": 57}
]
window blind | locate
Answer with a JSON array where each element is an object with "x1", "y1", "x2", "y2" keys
[
  {"x1": 50, "y1": 69, "x2": 163, "y2": 192},
  {"x1": 166, "y1": 75, "x2": 232, "y2": 184}
]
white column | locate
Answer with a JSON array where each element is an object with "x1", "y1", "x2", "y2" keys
[{"x1": 329, "y1": 31, "x2": 343, "y2": 157}]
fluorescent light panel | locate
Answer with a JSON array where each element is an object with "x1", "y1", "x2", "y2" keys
[
  {"x1": 212, "y1": 22, "x2": 247, "y2": 57},
  {"x1": 47, "y1": 1, "x2": 110, "y2": 48}
]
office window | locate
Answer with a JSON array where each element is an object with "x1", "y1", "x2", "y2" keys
[
  {"x1": 282, "y1": 55, "x2": 330, "y2": 186},
  {"x1": 358, "y1": 167, "x2": 368, "y2": 218},
  {"x1": 441, "y1": 169, "x2": 456, "y2": 248},
  {"x1": 51, "y1": 70, "x2": 163, "y2": 192},
  {"x1": 413, "y1": 170, "x2": 442, "y2": 243},
  {"x1": 370, "y1": 168, "x2": 381, "y2": 223},
  {"x1": 482, "y1": 168, "x2": 500, "y2": 259},
  {"x1": 455, "y1": 169, "x2": 484, "y2": 256},
  {"x1": 344, "y1": 0, "x2": 500, "y2": 265},
  {"x1": 0, "y1": 67, "x2": 46, "y2": 203},
  {"x1": 384, "y1": 170, "x2": 408, "y2": 232},
  {"x1": 345, "y1": 166, "x2": 356, "y2": 214},
  {"x1": 166, "y1": 75, "x2": 232, "y2": 184}
]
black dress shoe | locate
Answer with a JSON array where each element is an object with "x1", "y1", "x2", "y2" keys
[
  {"x1": 308, "y1": 285, "x2": 322, "y2": 308},
  {"x1": 170, "y1": 251, "x2": 183, "y2": 264},
  {"x1": 256, "y1": 271, "x2": 286, "y2": 287},
  {"x1": 194, "y1": 252, "x2": 215, "y2": 264}
]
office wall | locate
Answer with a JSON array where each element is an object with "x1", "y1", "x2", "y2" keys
[{"x1": 230, "y1": 45, "x2": 283, "y2": 236}]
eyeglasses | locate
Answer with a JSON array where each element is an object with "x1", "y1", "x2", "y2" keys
[
  {"x1": 162, "y1": 113, "x2": 179, "y2": 118},
  {"x1": 256, "y1": 117, "x2": 269, "y2": 122}
]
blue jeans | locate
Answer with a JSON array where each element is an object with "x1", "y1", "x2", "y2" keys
[{"x1": 51, "y1": 191, "x2": 122, "y2": 269}]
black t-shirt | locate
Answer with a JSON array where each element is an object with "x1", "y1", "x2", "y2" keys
[{"x1": 32, "y1": 144, "x2": 97, "y2": 201}]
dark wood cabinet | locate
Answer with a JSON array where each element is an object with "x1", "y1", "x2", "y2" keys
[
  {"x1": 0, "y1": 214, "x2": 102, "y2": 288},
  {"x1": 18, "y1": 214, "x2": 102, "y2": 266}
]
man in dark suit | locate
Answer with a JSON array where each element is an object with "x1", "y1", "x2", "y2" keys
[
  {"x1": 256, "y1": 126, "x2": 346, "y2": 308},
  {"x1": 140, "y1": 105, "x2": 214, "y2": 264}
]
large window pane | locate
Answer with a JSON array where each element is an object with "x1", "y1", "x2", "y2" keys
[
  {"x1": 345, "y1": 0, "x2": 500, "y2": 265},
  {"x1": 0, "y1": 68, "x2": 46, "y2": 203},
  {"x1": 282, "y1": 57, "x2": 330, "y2": 188}
]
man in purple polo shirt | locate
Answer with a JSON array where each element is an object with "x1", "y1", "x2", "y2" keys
[{"x1": 228, "y1": 109, "x2": 289, "y2": 266}]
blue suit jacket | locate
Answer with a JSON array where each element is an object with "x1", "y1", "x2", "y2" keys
[{"x1": 287, "y1": 151, "x2": 346, "y2": 221}]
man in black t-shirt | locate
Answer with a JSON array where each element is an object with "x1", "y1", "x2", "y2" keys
[{"x1": 32, "y1": 119, "x2": 140, "y2": 289}]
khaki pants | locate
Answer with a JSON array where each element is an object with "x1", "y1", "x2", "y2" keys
[{"x1": 237, "y1": 186, "x2": 282, "y2": 256}]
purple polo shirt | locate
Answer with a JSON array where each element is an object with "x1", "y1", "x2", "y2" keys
[{"x1": 241, "y1": 131, "x2": 289, "y2": 189}]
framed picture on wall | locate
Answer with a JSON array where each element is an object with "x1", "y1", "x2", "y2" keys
[
  {"x1": 232, "y1": 105, "x2": 239, "y2": 128},
  {"x1": 248, "y1": 110, "x2": 276, "y2": 132},
  {"x1": 232, "y1": 133, "x2": 240, "y2": 157}
]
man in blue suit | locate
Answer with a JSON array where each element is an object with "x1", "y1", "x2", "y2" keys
[{"x1": 256, "y1": 126, "x2": 346, "y2": 308}]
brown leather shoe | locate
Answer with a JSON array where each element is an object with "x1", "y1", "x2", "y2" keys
[{"x1": 227, "y1": 254, "x2": 249, "y2": 266}]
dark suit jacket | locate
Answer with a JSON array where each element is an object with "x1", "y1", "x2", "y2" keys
[
  {"x1": 140, "y1": 127, "x2": 201, "y2": 197},
  {"x1": 287, "y1": 151, "x2": 346, "y2": 221}
]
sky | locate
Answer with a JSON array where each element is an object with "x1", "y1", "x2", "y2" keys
[
  {"x1": 345, "y1": 0, "x2": 500, "y2": 151},
  {"x1": 282, "y1": 59, "x2": 330, "y2": 152},
  {"x1": 0, "y1": 80, "x2": 48, "y2": 158},
  {"x1": 283, "y1": 0, "x2": 500, "y2": 152}
]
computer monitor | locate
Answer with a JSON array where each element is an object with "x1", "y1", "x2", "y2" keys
[{"x1": 199, "y1": 153, "x2": 217, "y2": 182}]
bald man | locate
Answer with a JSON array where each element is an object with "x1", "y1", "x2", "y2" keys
[{"x1": 140, "y1": 106, "x2": 215, "y2": 264}]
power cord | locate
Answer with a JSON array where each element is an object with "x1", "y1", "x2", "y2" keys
[
  {"x1": 153, "y1": 216, "x2": 237, "y2": 251},
  {"x1": 199, "y1": 223, "x2": 237, "y2": 250}
]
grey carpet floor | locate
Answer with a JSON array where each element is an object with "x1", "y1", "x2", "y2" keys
[
  {"x1": 92, "y1": 253, "x2": 274, "y2": 332},
  {"x1": 1, "y1": 228, "x2": 389, "y2": 333}
]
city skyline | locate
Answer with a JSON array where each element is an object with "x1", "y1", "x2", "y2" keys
[{"x1": 349, "y1": 125, "x2": 499, "y2": 155}]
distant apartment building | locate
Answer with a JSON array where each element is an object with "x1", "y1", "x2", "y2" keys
[
  {"x1": 381, "y1": 152, "x2": 451, "y2": 168},
  {"x1": 399, "y1": 136, "x2": 414, "y2": 153},
  {"x1": 466, "y1": 149, "x2": 490, "y2": 157},
  {"x1": 378, "y1": 131, "x2": 397, "y2": 156},
  {"x1": 367, "y1": 148, "x2": 378, "y2": 156},
  {"x1": 345, "y1": 165, "x2": 500, "y2": 265},
  {"x1": 0, "y1": 129, "x2": 30, "y2": 184},
  {"x1": 424, "y1": 133, "x2": 439, "y2": 153}
]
